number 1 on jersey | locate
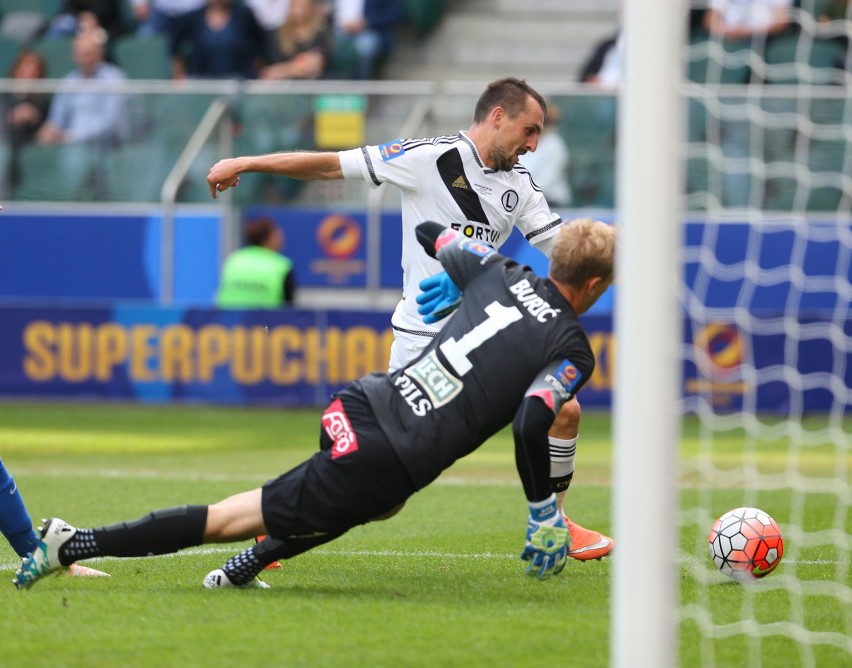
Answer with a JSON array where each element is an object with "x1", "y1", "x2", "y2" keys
[{"x1": 439, "y1": 302, "x2": 523, "y2": 375}]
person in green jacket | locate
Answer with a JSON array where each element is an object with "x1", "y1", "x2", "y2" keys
[{"x1": 216, "y1": 218, "x2": 295, "y2": 308}]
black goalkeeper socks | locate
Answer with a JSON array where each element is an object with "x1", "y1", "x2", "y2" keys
[
  {"x1": 221, "y1": 548, "x2": 265, "y2": 586},
  {"x1": 59, "y1": 505, "x2": 208, "y2": 564},
  {"x1": 59, "y1": 528, "x2": 99, "y2": 564}
]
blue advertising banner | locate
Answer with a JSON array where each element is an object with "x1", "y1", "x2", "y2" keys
[
  {"x1": 0, "y1": 305, "x2": 846, "y2": 412},
  {"x1": 0, "y1": 305, "x2": 393, "y2": 406},
  {"x1": 0, "y1": 211, "x2": 220, "y2": 303},
  {"x1": 243, "y1": 206, "x2": 403, "y2": 289}
]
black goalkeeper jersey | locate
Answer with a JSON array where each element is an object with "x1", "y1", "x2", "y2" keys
[{"x1": 358, "y1": 233, "x2": 596, "y2": 491}]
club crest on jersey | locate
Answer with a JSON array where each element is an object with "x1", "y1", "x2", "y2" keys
[
  {"x1": 501, "y1": 190, "x2": 519, "y2": 212},
  {"x1": 379, "y1": 140, "x2": 405, "y2": 161},
  {"x1": 552, "y1": 359, "x2": 582, "y2": 393},
  {"x1": 405, "y1": 351, "x2": 463, "y2": 408}
]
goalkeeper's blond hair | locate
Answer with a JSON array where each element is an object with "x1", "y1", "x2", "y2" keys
[{"x1": 549, "y1": 218, "x2": 616, "y2": 288}]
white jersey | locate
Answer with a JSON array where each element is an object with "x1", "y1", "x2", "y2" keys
[{"x1": 338, "y1": 131, "x2": 563, "y2": 338}]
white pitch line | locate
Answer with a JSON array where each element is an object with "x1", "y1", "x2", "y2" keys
[
  {"x1": 10, "y1": 467, "x2": 524, "y2": 487},
  {"x1": 1, "y1": 547, "x2": 516, "y2": 571},
  {"x1": 7, "y1": 467, "x2": 522, "y2": 487},
  {"x1": 1, "y1": 546, "x2": 841, "y2": 572}
]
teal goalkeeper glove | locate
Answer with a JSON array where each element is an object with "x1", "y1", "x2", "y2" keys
[
  {"x1": 521, "y1": 495, "x2": 569, "y2": 580},
  {"x1": 416, "y1": 271, "x2": 461, "y2": 324}
]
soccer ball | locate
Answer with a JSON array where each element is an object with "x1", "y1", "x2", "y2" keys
[{"x1": 708, "y1": 507, "x2": 784, "y2": 582}]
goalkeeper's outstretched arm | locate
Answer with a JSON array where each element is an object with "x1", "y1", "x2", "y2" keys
[
  {"x1": 414, "y1": 220, "x2": 449, "y2": 258},
  {"x1": 513, "y1": 395, "x2": 558, "y2": 503}
]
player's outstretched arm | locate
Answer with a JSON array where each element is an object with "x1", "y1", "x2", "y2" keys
[
  {"x1": 208, "y1": 152, "x2": 343, "y2": 199},
  {"x1": 414, "y1": 220, "x2": 452, "y2": 257},
  {"x1": 414, "y1": 222, "x2": 464, "y2": 323},
  {"x1": 512, "y1": 394, "x2": 569, "y2": 578}
]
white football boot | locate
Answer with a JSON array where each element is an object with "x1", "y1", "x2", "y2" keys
[
  {"x1": 13, "y1": 518, "x2": 76, "y2": 589},
  {"x1": 203, "y1": 568, "x2": 270, "y2": 590}
]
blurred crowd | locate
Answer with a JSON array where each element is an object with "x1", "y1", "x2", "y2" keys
[
  {"x1": 0, "y1": 0, "x2": 413, "y2": 199},
  {"x1": 0, "y1": 0, "x2": 407, "y2": 82},
  {"x1": 579, "y1": 1, "x2": 849, "y2": 88}
]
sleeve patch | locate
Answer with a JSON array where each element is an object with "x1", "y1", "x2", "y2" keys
[
  {"x1": 554, "y1": 359, "x2": 583, "y2": 392},
  {"x1": 462, "y1": 240, "x2": 493, "y2": 257},
  {"x1": 379, "y1": 140, "x2": 405, "y2": 161}
]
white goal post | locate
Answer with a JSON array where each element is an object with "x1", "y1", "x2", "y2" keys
[{"x1": 611, "y1": 1, "x2": 684, "y2": 667}]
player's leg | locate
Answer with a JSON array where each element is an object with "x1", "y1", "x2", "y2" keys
[
  {"x1": 60, "y1": 489, "x2": 265, "y2": 563},
  {"x1": 13, "y1": 490, "x2": 264, "y2": 589},
  {"x1": 0, "y1": 458, "x2": 38, "y2": 558},
  {"x1": 1, "y1": 459, "x2": 109, "y2": 578},
  {"x1": 549, "y1": 398, "x2": 614, "y2": 561},
  {"x1": 388, "y1": 327, "x2": 433, "y2": 372}
]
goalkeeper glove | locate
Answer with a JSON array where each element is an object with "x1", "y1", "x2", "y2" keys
[
  {"x1": 416, "y1": 271, "x2": 461, "y2": 324},
  {"x1": 521, "y1": 494, "x2": 569, "y2": 580}
]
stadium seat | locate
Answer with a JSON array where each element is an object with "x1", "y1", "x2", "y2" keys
[
  {"x1": 0, "y1": 0, "x2": 60, "y2": 47},
  {"x1": 0, "y1": 37, "x2": 20, "y2": 75},
  {"x1": 231, "y1": 94, "x2": 314, "y2": 203},
  {"x1": 118, "y1": 0, "x2": 139, "y2": 33},
  {"x1": 236, "y1": 94, "x2": 313, "y2": 155},
  {"x1": 684, "y1": 155, "x2": 711, "y2": 210},
  {"x1": 403, "y1": 0, "x2": 448, "y2": 38},
  {"x1": 112, "y1": 33, "x2": 171, "y2": 79},
  {"x1": 33, "y1": 35, "x2": 74, "y2": 78},
  {"x1": 808, "y1": 97, "x2": 845, "y2": 127},
  {"x1": 760, "y1": 96, "x2": 797, "y2": 166},
  {"x1": 0, "y1": 12, "x2": 48, "y2": 44},
  {"x1": 108, "y1": 140, "x2": 168, "y2": 202},
  {"x1": 327, "y1": 37, "x2": 360, "y2": 79},
  {"x1": 804, "y1": 98, "x2": 845, "y2": 211},
  {"x1": 765, "y1": 34, "x2": 845, "y2": 84},
  {"x1": 685, "y1": 98, "x2": 709, "y2": 143},
  {"x1": 554, "y1": 95, "x2": 616, "y2": 208},
  {"x1": 126, "y1": 94, "x2": 218, "y2": 202},
  {"x1": 148, "y1": 93, "x2": 216, "y2": 143},
  {"x1": 0, "y1": 0, "x2": 61, "y2": 15},
  {"x1": 13, "y1": 143, "x2": 103, "y2": 201},
  {"x1": 687, "y1": 33, "x2": 751, "y2": 84}
]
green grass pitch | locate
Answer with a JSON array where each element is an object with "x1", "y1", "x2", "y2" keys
[{"x1": 0, "y1": 402, "x2": 848, "y2": 667}]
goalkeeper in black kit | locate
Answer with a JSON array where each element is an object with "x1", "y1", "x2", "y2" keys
[{"x1": 14, "y1": 217, "x2": 615, "y2": 590}]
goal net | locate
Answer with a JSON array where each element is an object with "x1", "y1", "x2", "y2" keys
[{"x1": 676, "y1": 1, "x2": 851, "y2": 665}]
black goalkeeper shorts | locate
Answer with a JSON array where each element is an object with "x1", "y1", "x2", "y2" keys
[{"x1": 260, "y1": 383, "x2": 417, "y2": 539}]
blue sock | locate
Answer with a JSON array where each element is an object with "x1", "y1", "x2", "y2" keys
[{"x1": 0, "y1": 460, "x2": 39, "y2": 558}]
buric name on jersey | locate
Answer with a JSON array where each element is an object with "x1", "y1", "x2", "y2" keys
[
  {"x1": 405, "y1": 350, "x2": 462, "y2": 408},
  {"x1": 449, "y1": 221, "x2": 501, "y2": 246},
  {"x1": 508, "y1": 279, "x2": 561, "y2": 322}
]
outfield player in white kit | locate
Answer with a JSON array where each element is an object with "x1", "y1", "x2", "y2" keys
[{"x1": 206, "y1": 78, "x2": 612, "y2": 560}]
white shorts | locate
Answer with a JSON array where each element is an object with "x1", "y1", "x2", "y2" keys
[{"x1": 387, "y1": 328, "x2": 434, "y2": 372}]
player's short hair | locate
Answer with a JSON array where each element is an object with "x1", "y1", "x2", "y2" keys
[
  {"x1": 549, "y1": 218, "x2": 616, "y2": 287},
  {"x1": 473, "y1": 77, "x2": 547, "y2": 123},
  {"x1": 244, "y1": 218, "x2": 278, "y2": 246}
]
